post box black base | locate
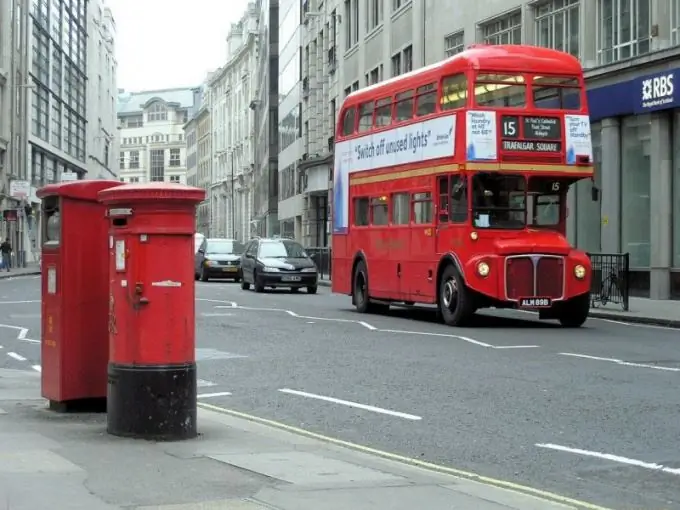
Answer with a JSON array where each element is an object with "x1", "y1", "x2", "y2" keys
[
  {"x1": 107, "y1": 362, "x2": 197, "y2": 441},
  {"x1": 48, "y1": 397, "x2": 107, "y2": 413}
]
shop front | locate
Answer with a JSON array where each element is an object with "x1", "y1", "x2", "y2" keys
[{"x1": 573, "y1": 61, "x2": 680, "y2": 300}]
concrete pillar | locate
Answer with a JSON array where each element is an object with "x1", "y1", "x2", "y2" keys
[
  {"x1": 580, "y1": 0, "x2": 598, "y2": 68},
  {"x1": 600, "y1": 118, "x2": 621, "y2": 253},
  {"x1": 649, "y1": 112, "x2": 673, "y2": 299}
]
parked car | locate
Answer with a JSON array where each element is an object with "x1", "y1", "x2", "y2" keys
[
  {"x1": 240, "y1": 237, "x2": 318, "y2": 293},
  {"x1": 195, "y1": 238, "x2": 246, "y2": 282}
]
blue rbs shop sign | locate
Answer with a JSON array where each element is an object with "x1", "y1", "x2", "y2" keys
[{"x1": 588, "y1": 68, "x2": 680, "y2": 121}]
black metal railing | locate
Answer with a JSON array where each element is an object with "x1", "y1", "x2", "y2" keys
[
  {"x1": 588, "y1": 252, "x2": 630, "y2": 311},
  {"x1": 306, "y1": 247, "x2": 331, "y2": 281}
]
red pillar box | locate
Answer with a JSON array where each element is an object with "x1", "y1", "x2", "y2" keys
[
  {"x1": 98, "y1": 183, "x2": 205, "y2": 440},
  {"x1": 36, "y1": 180, "x2": 123, "y2": 412}
]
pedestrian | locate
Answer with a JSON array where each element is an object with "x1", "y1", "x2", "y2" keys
[{"x1": 1, "y1": 238, "x2": 11, "y2": 272}]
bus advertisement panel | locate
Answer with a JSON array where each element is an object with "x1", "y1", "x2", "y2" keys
[{"x1": 331, "y1": 44, "x2": 597, "y2": 328}]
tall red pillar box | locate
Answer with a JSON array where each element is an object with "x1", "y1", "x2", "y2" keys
[
  {"x1": 98, "y1": 182, "x2": 205, "y2": 440},
  {"x1": 36, "y1": 180, "x2": 124, "y2": 412}
]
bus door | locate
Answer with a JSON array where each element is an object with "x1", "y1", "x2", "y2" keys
[
  {"x1": 408, "y1": 191, "x2": 437, "y2": 301},
  {"x1": 435, "y1": 173, "x2": 468, "y2": 260}
]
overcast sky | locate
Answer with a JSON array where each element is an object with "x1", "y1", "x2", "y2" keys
[{"x1": 107, "y1": 0, "x2": 250, "y2": 92}]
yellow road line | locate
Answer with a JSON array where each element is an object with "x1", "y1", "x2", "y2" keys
[{"x1": 198, "y1": 402, "x2": 614, "y2": 510}]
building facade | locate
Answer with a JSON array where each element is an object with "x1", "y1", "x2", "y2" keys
[
  {"x1": 252, "y1": 0, "x2": 279, "y2": 237},
  {"x1": 86, "y1": 0, "x2": 117, "y2": 180},
  {"x1": 207, "y1": 3, "x2": 258, "y2": 241},
  {"x1": 196, "y1": 88, "x2": 212, "y2": 235},
  {"x1": 117, "y1": 88, "x2": 195, "y2": 184},
  {"x1": 332, "y1": 0, "x2": 680, "y2": 299}
]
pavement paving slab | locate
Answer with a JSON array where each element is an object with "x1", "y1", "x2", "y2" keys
[{"x1": 0, "y1": 368, "x2": 582, "y2": 510}]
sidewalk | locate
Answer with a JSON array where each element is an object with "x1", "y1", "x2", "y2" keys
[
  {"x1": 0, "y1": 368, "x2": 588, "y2": 510},
  {"x1": 0, "y1": 263, "x2": 40, "y2": 280},
  {"x1": 317, "y1": 280, "x2": 679, "y2": 328}
]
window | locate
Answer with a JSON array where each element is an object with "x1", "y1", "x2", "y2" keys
[
  {"x1": 475, "y1": 73, "x2": 526, "y2": 108},
  {"x1": 258, "y1": 240, "x2": 306, "y2": 258},
  {"x1": 169, "y1": 148, "x2": 181, "y2": 167},
  {"x1": 444, "y1": 31, "x2": 464, "y2": 57},
  {"x1": 416, "y1": 83, "x2": 436, "y2": 116},
  {"x1": 402, "y1": 45, "x2": 413, "y2": 73},
  {"x1": 439, "y1": 175, "x2": 468, "y2": 223},
  {"x1": 353, "y1": 197, "x2": 369, "y2": 226},
  {"x1": 441, "y1": 74, "x2": 468, "y2": 110},
  {"x1": 395, "y1": 90, "x2": 414, "y2": 122},
  {"x1": 150, "y1": 149, "x2": 165, "y2": 182},
  {"x1": 481, "y1": 11, "x2": 522, "y2": 45},
  {"x1": 119, "y1": 152, "x2": 125, "y2": 168},
  {"x1": 391, "y1": 52, "x2": 401, "y2": 77},
  {"x1": 392, "y1": 192, "x2": 410, "y2": 224},
  {"x1": 527, "y1": 177, "x2": 569, "y2": 227},
  {"x1": 341, "y1": 107, "x2": 356, "y2": 135},
  {"x1": 206, "y1": 239, "x2": 246, "y2": 255},
  {"x1": 367, "y1": 0, "x2": 382, "y2": 31},
  {"x1": 148, "y1": 102, "x2": 167, "y2": 122},
  {"x1": 370, "y1": 196, "x2": 388, "y2": 225},
  {"x1": 393, "y1": 0, "x2": 410, "y2": 10},
  {"x1": 535, "y1": 0, "x2": 580, "y2": 58},
  {"x1": 129, "y1": 150, "x2": 139, "y2": 169},
  {"x1": 472, "y1": 173, "x2": 526, "y2": 229},
  {"x1": 532, "y1": 76, "x2": 581, "y2": 110},
  {"x1": 31, "y1": 83, "x2": 49, "y2": 141},
  {"x1": 129, "y1": 177, "x2": 140, "y2": 183},
  {"x1": 369, "y1": 66, "x2": 381, "y2": 84},
  {"x1": 358, "y1": 101, "x2": 374, "y2": 132},
  {"x1": 413, "y1": 192, "x2": 433, "y2": 224},
  {"x1": 375, "y1": 97, "x2": 392, "y2": 127},
  {"x1": 597, "y1": 0, "x2": 650, "y2": 64},
  {"x1": 672, "y1": 0, "x2": 680, "y2": 44},
  {"x1": 344, "y1": 0, "x2": 359, "y2": 49}
]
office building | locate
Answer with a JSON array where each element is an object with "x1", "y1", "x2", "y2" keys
[
  {"x1": 207, "y1": 3, "x2": 259, "y2": 240},
  {"x1": 331, "y1": 0, "x2": 680, "y2": 300},
  {"x1": 252, "y1": 0, "x2": 279, "y2": 237},
  {"x1": 117, "y1": 87, "x2": 195, "y2": 184},
  {"x1": 86, "y1": 0, "x2": 118, "y2": 179}
]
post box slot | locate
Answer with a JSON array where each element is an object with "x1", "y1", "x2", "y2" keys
[{"x1": 112, "y1": 218, "x2": 127, "y2": 227}]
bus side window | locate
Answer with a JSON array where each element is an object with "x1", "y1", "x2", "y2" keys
[
  {"x1": 441, "y1": 74, "x2": 468, "y2": 110},
  {"x1": 450, "y1": 174, "x2": 468, "y2": 223},
  {"x1": 438, "y1": 176, "x2": 449, "y2": 223},
  {"x1": 353, "y1": 197, "x2": 370, "y2": 226},
  {"x1": 391, "y1": 192, "x2": 410, "y2": 224},
  {"x1": 342, "y1": 107, "x2": 356, "y2": 136},
  {"x1": 375, "y1": 97, "x2": 393, "y2": 127},
  {"x1": 416, "y1": 83, "x2": 437, "y2": 116},
  {"x1": 370, "y1": 197, "x2": 389, "y2": 225},
  {"x1": 413, "y1": 192, "x2": 433, "y2": 224},
  {"x1": 395, "y1": 90, "x2": 414, "y2": 122},
  {"x1": 358, "y1": 101, "x2": 375, "y2": 132}
]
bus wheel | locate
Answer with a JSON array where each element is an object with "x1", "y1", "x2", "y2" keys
[
  {"x1": 353, "y1": 261, "x2": 371, "y2": 313},
  {"x1": 558, "y1": 293, "x2": 590, "y2": 328},
  {"x1": 438, "y1": 265, "x2": 472, "y2": 326}
]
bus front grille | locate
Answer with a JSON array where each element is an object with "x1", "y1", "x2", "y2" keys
[{"x1": 505, "y1": 255, "x2": 564, "y2": 300}]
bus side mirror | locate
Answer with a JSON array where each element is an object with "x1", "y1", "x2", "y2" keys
[{"x1": 591, "y1": 186, "x2": 599, "y2": 202}]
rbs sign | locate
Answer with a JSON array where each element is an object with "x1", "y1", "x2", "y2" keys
[{"x1": 639, "y1": 71, "x2": 676, "y2": 111}]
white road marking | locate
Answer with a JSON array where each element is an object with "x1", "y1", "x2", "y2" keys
[
  {"x1": 536, "y1": 443, "x2": 680, "y2": 475},
  {"x1": 7, "y1": 352, "x2": 26, "y2": 361},
  {"x1": 0, "y1": 300, "x2": 40, "y2": 304},
  {"x1": 31, "y1": 365, "x2": 41, "y2": 372},
  {"x1": 516, "y1": 308, "x2": 678, "y2": 332},
  {"x1": 197, "y1": 391, "x2": 232, "y2": 399},
  {"x1": 560, "y1": 352, "x2": 680, "y2": 372},
  {"x1": 278, "y1": 388, "x2": 422, "y2": 421},
  {"x1": 380, "y1": 328, "x2": 492, "y2": 348},
  {"x1": 200, "y1": 312, "x2": 234, "y2": 317},
  {"x1": 0, "y1": 324, "x2": 39, "y2": 344},
  {"x1": 492, "y1": 345, "x2": 540, "y2": 349},
  {"x1": 197, "y1": 379, "x2": 217, "y2": 387}
]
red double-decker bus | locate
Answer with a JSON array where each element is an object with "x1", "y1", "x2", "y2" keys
[{"x1": 331, "y1": 44, "x2": 597, "y2": 328}]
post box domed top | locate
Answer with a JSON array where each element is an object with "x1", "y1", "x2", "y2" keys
[
  {"x1": 98, "y1": 182, "x2": 206, "y2": 205},
  {"x1": 36, "y1": 179, "x2": 123, "y2": 201}
]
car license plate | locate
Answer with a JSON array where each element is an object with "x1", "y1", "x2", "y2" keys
[
  {"x1": 519, "y1": 297, "x2": 552, "y2": 308},
  {"x1": 222, "y1": 267, "x2": 237, "y2": 272},
  {"x1": 281, "y1": 275, "x2": 301, "y2": 282}
]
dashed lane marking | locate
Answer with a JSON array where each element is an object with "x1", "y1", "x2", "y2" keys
[
  {"x1": 560, "y1": 353, "x2": 680, "y2": 372},
  {"x1": 197, "y1": 391, "x2": 232, "y2": 399},
  {"x1": 7, "y1": 351, "x2": 26, "y2": 361},
  {"x1": 207, "y1": 300, "x2": 536, "y2": 350}
]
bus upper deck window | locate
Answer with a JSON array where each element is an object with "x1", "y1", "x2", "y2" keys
[
  {"x1": 416, "y1": 83, "x2": 437, "y2": 116},
  {"x1": 375, "y1": 97, "x2": 393, "y2": 127},
  {"x1": 532, "y1": 76, "x2": 581, "y2": 110},
  {"x1": 475, "y1": 73, "x2": 525, "y2": 108},
  {"x1": 441, "y1": 74, "x2": 467, "y2": 110},
  {"x1": 341, "y1": 107, "x2": 356, "y2": 136},
  {"x1": 358, "y1": 101, "x2": 375, "y2": 132},
  {"x1": 395, "y1": 90, "x2": 414, "y2": 122}
]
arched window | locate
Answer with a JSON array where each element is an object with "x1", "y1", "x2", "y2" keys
[{"x1": 148, "y1": 102, "x2": 167, "y2": 121}]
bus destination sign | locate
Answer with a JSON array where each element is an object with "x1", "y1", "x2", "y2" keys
[{"x1": 500, "y1": 115, "x2": 562, "y2": 153}]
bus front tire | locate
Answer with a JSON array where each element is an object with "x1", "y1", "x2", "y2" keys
[
  {"x1": 558, "y1": 293, "x2": 590, "y2": 328},
  {"x1": 438, "y1": 265, "x2": 473, "y2": 327}
]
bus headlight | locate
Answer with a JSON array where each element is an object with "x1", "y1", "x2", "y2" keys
[
  {"x1": 477, "y1": 262, "x2": 490, "y2": 277},
  {"x1": 574, "y1": 264, "x2": 586, "y2": 279}
]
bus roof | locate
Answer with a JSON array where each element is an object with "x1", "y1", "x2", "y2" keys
[{"x1": 343, "y1": 44, "x2": 583, "y2": 107}]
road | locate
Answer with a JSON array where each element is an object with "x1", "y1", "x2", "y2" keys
[{"x1": 1, "y1": 274, "x2": 679, "y2": 509}]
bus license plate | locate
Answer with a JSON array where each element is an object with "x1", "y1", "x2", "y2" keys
[
  {"x1": 519, "y1": 297, "x2": 552, "y2": 308},
  {"x1": 282, "y1": 275, "x2": 301, "y2": 282}
]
